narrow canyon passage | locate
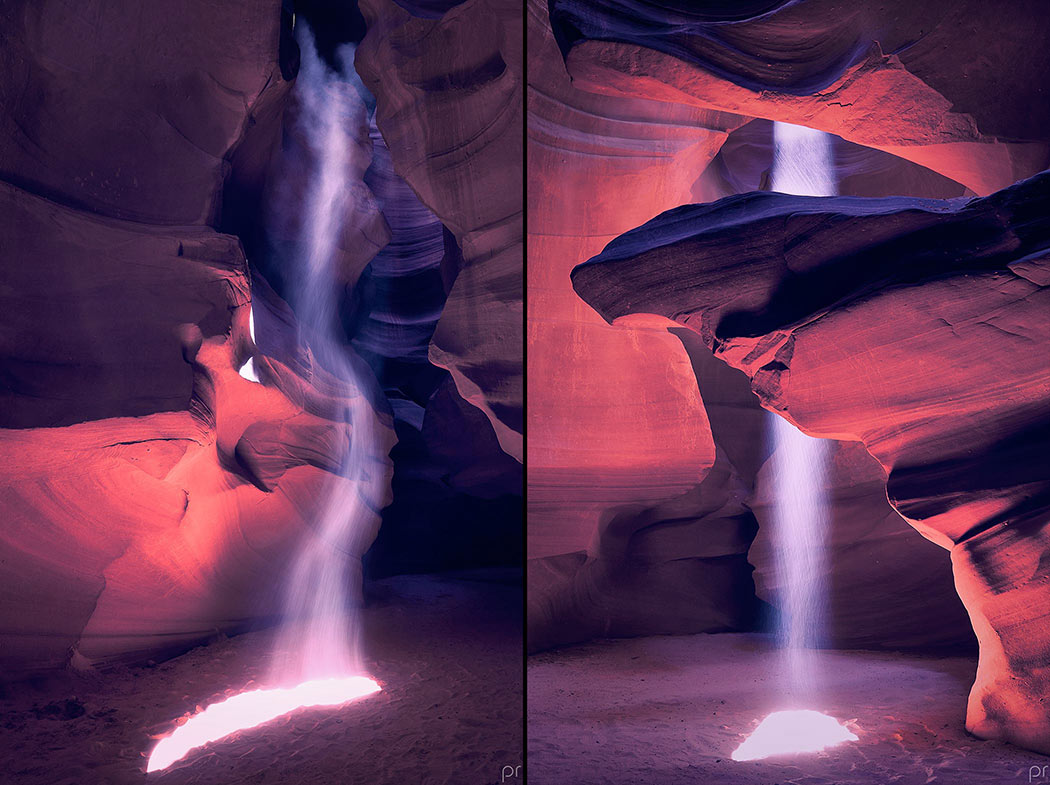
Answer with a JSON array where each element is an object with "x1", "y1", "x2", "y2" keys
[
  {"x1": 528, "y1": 0, "x2": 1049, "y2": 780},
  {"x1": 0, "y1": 0, "x2": 522, "y2": 782},
  {"x1": 6, "y1": 0, "x2": 1050, "y2": 782}
]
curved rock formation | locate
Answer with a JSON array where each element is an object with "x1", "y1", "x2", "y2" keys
[
  {"x1": 0, "y1": 179, "x2": 395, "y2": 672},
  {"x1": 527, "y1": 0, "x2": 971, "y2": 653},
  {"x1": 0, "y1": 1, "x2": 401, "y2": 674},
  {"x1": 668, "y1": 325, "x2": 973, "y2": 653},
  {"x1": 525, "y1": 0, "x2": 772, "y2": 651},
  {"x1": 572, "y1": 171, "x2": 1050, "y2": 751},
  {"x1": 703, "y1": 118, "x2": 970, "y2": 203},
  {"x1": 552, "y1": 0, "x2": 1050, "y2": 194},
  {"x1": 353, "y1": 115, "x2": 448, "y2": 395},
  {"x1": 357, "y1": 0, "x2": 523, "y2": 461},
  {"x1": 748, "y1": 438, "x2": 974, "y2": 651},
  {"x1": 356, "y1": 115, "x2": 523, "y2": 577}
]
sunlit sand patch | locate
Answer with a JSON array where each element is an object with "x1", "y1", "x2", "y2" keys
[
  {"x1": 146, "y1": 676, "x2": 381, "y2": 772},
  {"x1": 731, "y1": 709, "x2": 858, "y2": 761}
]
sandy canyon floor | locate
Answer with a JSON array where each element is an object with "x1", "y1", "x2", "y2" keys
[
  {"x1": 0, "y1": 570, "x2": 522, "y2": 785},
  {"x1": 528, "y1": 633, "x2": 1044, "y2": 784}
]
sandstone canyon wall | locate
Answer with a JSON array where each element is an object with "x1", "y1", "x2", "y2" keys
[
  {"x1": 572, "y1": 170, "x2": 1050, "y2": 752},
  {"x1": 544, "y1": 0, "x2": 1050, "y2": 753},
  {"x1": 551, "y1": 0, "x2": 1050, "y2": 195},
  {"x1": 526, "y1": 0, "x2": 1005, "y2": 653},
  {"x1": 0, "y1": 0, "x2": 401, "y2": 673},
  {"x1": 357, "y1": 0, "x2": 524, "y2": 463},
  {"x1": 527, "y1": 0, "x2": 768, "y2": 651},
  {"x1": 0, "y1": 0, "x2": 523, "y2": 675}
]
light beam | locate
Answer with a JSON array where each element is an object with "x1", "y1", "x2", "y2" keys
[{"x1": 730, "y1": 124, "x2": 855, "y2": 765}]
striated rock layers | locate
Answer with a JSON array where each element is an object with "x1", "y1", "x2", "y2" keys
[
  {"x1": 357, "y1": 114, "x2": 523, "y2": 577},
  {"x1": 315, "y1": 2, "x2": 525, "y2": 576},
  {"x1": 0, "y1": 180, "x2": 395, "y2": 671},
  {"x1": 357, "y1": 0, "x2": 523, "y2": 462},
  {"x1": 526, "y1": 0, "x2": 971, "y2": 653},
  {"x1": 526, "y1": 0, "x2": 766, "y2": 651},
  {"x1": 572, "y1": 171, "x2": 1050, "y2": 752},
  {"x1": 0, "y1": 1, "x2": 396, "y2": 672},
  {"x1": 551, "y1": 0, "x2": 1050, "y2": 195}
]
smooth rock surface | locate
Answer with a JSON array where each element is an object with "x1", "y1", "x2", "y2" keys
[
  {"x1": 526, "y1": 0, "x2": 765, "y2": 650},
  {"x1": 527, "y1": 0, "x2": 973, "y2": 654},
  {"x1": 572, "y1": 171, "x2": 1050, "y2": 751},
  {"x1": 552, "y1": 0, "x2": 1050, "y2": 194},
  {"x1": 357, "y1": 0, "x2": 524, "y2": 462},
  {"x1": 0, "y1": 179, "x2": 395, "y2": 673}
]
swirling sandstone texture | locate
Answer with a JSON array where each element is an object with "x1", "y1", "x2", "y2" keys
[
  {"x1": 551, "y1": 0, "x2": 1050, "y2": 195},
  {"x1": 572, "y1": 171, "x2": 1050, "y2": 752},
  {"x1": 356, "y1": 0, "x2": 524, "y2": 462},
  {"x1": 526, "y1": 0, "x2": 768, "y2": 651},
  {"x1": 526, "y1": 0, "x2": 972, "y2": 653},
  {"x1": 0, "y1": 1, "x2": 395, "y2": 672},
  {"x1": 357, "y1": 114, "x2": 524, "y2": 576}
]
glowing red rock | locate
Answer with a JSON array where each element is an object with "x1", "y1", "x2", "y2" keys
[
  {"x1": 146, "y1": 676, "x2": 382, "y2": 773},
  {"x1": 571, "y1": 171, "x2": 1050, "y2": 753},
  {"x1": 524, "y1": 0, "x2": 761, "y2": 653},
  {"x1": 0, "y1": 1, "x2": 394, "y2": 676},
  {"x1": 553, "y1": 0, "x2": 1050, "y2": 195}
]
